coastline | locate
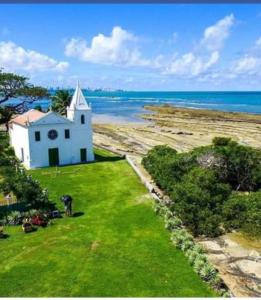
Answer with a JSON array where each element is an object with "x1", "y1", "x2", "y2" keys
[{"x1": 93, "y1": 104, "x2": 261, "y2": 157}]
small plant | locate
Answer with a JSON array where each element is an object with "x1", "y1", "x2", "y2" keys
[
  {"x1": 164, "y1": 216, "x2": 182, "y2": 230},
  {"x1": 7, "y1": 210, "x2": 22, "y2": 225},
  {"x1": 193, "y1": 255, "x2": 208, "y2": 274},
  {"x1": 29, "y1": 209, "x2": 38, "y2": 217},
  {"x1": 181, "y1": 239, "x2": 194, "y2": 252},
  {"x1": 199, "y1": 263, "x2": 217, "y2": 282}
]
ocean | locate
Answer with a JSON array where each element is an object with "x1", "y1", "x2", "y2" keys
[{"x1": 6, "y1": 91, "x2": 261, "y2": 123}]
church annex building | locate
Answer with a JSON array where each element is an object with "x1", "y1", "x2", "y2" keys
[{"x1": 9, "y1": 84, "x2": 94, "y2": 169}]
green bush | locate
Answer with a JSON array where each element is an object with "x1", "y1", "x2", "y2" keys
[
  {"x1": 243, "y1": 191, "x2": 261, "y2": 238},
  {"x1": 171, "y1": 167, "x2": 231, "y2": 236},
  {"x1": 143, "y1": 140, "x2": 261, "y2": 238},
  {"x1": 223, "y1": 192, "x2": 261, "y2": 237},
  {"x1": 223, "y1": 193, "x2": 248, "y2": 230},
  {"x1": 193, "y1": 255, "x2": 207, "y2": 274},
  {"x1": 213, "y1": 138, "x2": 261, "y2": 191},
  {"x1": 199, "y1": 263, "x2": 217, "y2": 282},
  {"x1": 164, "y1": 216, "x2": 182, "y2": 231}
]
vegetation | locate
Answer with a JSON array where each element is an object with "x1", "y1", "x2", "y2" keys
[
  {"x1": 50, "y1": 89, "x2": 72, "y2": 115},
  {"x1": 0, "y1": 70, "x2": 48, "y2": 113},
  {"x1": 0, "y1": 106, "x2": 15, "y2": 132},
  {"x1": 154, "y1": 201, "x2": 228, "y2": 296},
  {"x1": 0, "y1": 132, "x2": 54, "y2": 215},
  {"x1": 142, "y1": 138, "x2": 261, "y2": 238},
  {"x1": 0, "y1": 149, "x2": 215, "y2": 297}
]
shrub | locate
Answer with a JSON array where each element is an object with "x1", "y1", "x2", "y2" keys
[
  {"x1": 223, "y1": 193, "x2": 248, "y2": 230},
  {"x1": 243, "y1": 191, "x2": 261, "y2": 238},
  {"x1": 171, "y1": 229, "x2": 193, "y2": 249},
  {"x1": 165, "y1": 216, "x2": 182, "y2": 231},
  {"x1": 223, "y1": 191, "x2": 261, "y2": 238},
  {"x1": 171, "y1": 167, "x2": 231, "y2": 236},
  {"x1": 186, "y1": 245, "x2": 205, "y2": 265},
  {"x1": 143, "y1": 140, "x2": 260, "y2": 240},
  {"x1": 180, "y1": 239, "x2": 194, "y2": 252},
  {"x1": 212, "y1": 138, "x2": 261, "y2": 191},
  {"x1": 193, "y1": 255, "x2": 207, "y2": 274},
  {"x1": 199, "y1": 263, "x2": 217, "y2": 282}
]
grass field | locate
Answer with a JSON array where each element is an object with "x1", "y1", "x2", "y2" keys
[{"x1": 0, "y1": 149, "x2": 215, "y2": 297}]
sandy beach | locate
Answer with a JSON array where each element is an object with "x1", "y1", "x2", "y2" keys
[{"x1": 93, "y1": 104, "x2": 261, "y2": 156}]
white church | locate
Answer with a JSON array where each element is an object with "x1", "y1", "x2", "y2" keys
[{"x1": 9, "y1": 83, "x2": 94, "y2": 169}]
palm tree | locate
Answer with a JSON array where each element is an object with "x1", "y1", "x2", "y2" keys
[
  {"x1": 50, "y1": 90, "x2": 72, "y2": 115},
  {"x1": 0, "y1": 106, "x2": 14, "y2": 132}
]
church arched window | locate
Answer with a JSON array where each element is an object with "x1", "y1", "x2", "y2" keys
[{"x1": 81, "y1": 114, "x2": 85, "y2": 124}]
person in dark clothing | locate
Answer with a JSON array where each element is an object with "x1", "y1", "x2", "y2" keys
[{"x1": 61, "y1": 195, "x2": 73, "y2": 216}]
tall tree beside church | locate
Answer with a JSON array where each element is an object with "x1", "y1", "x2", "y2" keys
[
  {"x1": 50, "y1": 90, "x2": 72, "y2": 115},
  {"x1": 0, "y1": 70, "x2": 49, "y2": 113},
  {"x1": 0, "y1": 106, "x2": 14, "y2": 132}
]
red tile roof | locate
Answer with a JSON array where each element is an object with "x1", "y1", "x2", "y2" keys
[{"x1": 10, "y1": 109, "x2": 46, "y2": 126}]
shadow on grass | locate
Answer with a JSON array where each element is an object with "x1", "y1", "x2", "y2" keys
[
  {"x1": 72, "y1": 212, "x2": 84, "y2": 218},
  {"x1": 94, "y1": 153, "x2": 124, "y2": 163},
  {"x1": 24, "y1": 227, "x2": 38, "y2": 234},
  {"x1": 0, "y1": 234, "x2": 9, "y2": 239}
]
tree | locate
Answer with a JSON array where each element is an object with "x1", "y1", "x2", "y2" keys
[
  {"x1": 34, "y1": 105, "x2": 43, "y2": 112},
  {"x1": 0, "y1": 70, "x2": 49, "y2": 113},
  {"x1": 50, "y1": 90, "x2": 72, "y2": 115},
  {"x1": 171, "y1": 167, "x2": 231, "y2": 237},
  {"x1": 0, "y1": 106, "x2": 14, "y2": 132},
  {"x1": 212, "y1": 138, "x2": 261, "y2": 191}
]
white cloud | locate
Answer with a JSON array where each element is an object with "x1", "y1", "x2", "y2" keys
[
  {"x1": 165, "y1": 51, "x2": 219, "y2": 77},
  {"x1": 164, "y1": 15, "x2": 234, "y2": 77},
  {"x1": 233, "y1": 55, "x2": 260, "y2": 75},
  {"x1": 230, "y1": 36, "x2": 261, "y2": 77},
  {"x1": 65, "y1": 26, "x2": 149, "y2": 67},
  {"x1": 64, "y1": 17, "x2": 234, "y2": 80},
  {"x1": 0, "y1": 41, "x2": 69, "y2": 73},
  {"x1": 200, "y1": 14, "x2": 235, "y2": 51}
]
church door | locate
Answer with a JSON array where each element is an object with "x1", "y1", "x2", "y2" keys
[
  {"x1": 80, "y1": 148, "x2": 87, "y2": 162},
  {"x1": 48, "y1": 148, "x2": 59, "y2": 166}
]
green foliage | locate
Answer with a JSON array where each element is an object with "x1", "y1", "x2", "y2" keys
[
  {"x1": 0, "y1": 106, "x2": 14, "y2": 131},
  {"x1": 242, "y1": 192, "x2": 261, "y2": 238},
  {"x1": 171, "y1": 229, "x2": 193, "y2": 249},
  {"x1": 143, "y1": 140, "x2": 261, "y2": 238},
  {"x1": 199, "y1": 264, "x2": 217, "y2": 282},
  {"x1": 165, "y1": 216, "x2": 182, "y2": 231},
  {"x1": 1, "y1": 171, "x2": 52, "y2": 210},
  {"x1": 34, "y1": 104, "x2": 43, "y2": 112},
  {"x1": 223, "y1": 192, "x2": 261, "y2": 238},
  {"x1": 51, "y1": 90, "x2": 72, "y2": 115},
  {"x1": 0, "y1": 132, "x2": 54, "y2": 211},
  {"x1": 223, "y1": 193, "x2": 248, "y2": 230},
  {"x1": 0, "y1": 70, "x2": 49, "y2": 112},
  {"x1": 171, "y1": 167, "x2": 231, "y2": 236},
  {"x1": 213, "y1": 138, "x2": 261, "y2": 191}
]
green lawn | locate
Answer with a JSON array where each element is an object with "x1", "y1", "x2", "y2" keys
[{"x1": 0, "y1": 149, "x2": 215, "y2": 297}]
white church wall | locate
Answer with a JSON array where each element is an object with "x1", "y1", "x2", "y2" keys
[
  {"x1": 9, "y1": 123, "x2": 31, "y2": 169},
  {"x1": 28, "y1": 120, "x2": 94, "y2": 168}
]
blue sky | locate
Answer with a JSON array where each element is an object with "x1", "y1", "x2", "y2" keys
[{"x1": 0, "y1": 4, "x2": 261, "y2": 90}]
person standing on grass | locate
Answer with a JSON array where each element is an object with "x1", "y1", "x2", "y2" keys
[{"x1": 61, "y1": 195, "x2": 73, "y2": 217}]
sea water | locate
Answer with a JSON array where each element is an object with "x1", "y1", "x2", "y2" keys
[{"x1": 6, "y1": 91, "x2": 261, "y2": 123}]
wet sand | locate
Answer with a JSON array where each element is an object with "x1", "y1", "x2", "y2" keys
[{"x1": 93, "y1": 104, "x2": 261, "y2": 156}]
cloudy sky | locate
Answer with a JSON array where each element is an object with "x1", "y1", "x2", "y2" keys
[{"x1": 0, "y1": 4, "x2": 261, "y2": 90}]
